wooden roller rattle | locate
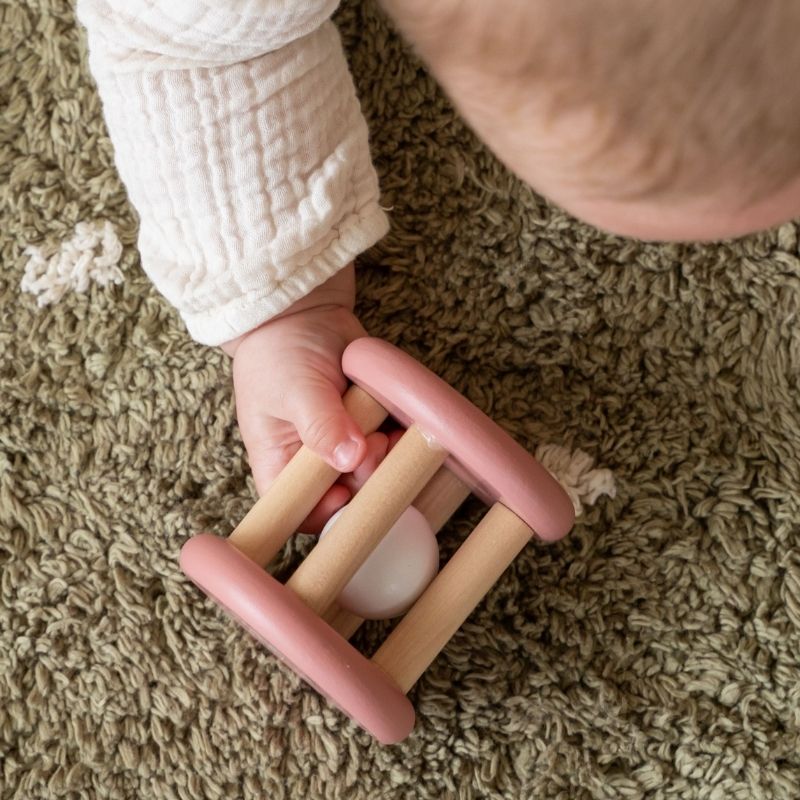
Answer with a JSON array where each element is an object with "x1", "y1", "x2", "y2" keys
[{"x1": 180, "y1": 338, "x2": 574, "y2": 744}]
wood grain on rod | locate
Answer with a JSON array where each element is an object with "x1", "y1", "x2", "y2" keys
[
  {"x1": 286, "y1": 425, "x2": 447, "y2": 617},
  {"x1": 324, "y1": 467, "x2": 471, "y2": 639},
  {"x1": 228, "y1": 385, "x2": 387, "y2": 568},
  {"x1": 371, "y1": 502, "x2": 533, "y2": 693}
]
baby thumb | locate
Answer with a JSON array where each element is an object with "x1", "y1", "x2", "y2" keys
[{"x1": 292, "y1": 379, "x2": 366, "y2": 473}]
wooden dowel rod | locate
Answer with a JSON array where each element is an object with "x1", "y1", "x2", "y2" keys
[
  {"x1": 413, "y1": 468, "x2": 472, "y2": 533},
  {"x1": 227, "y1": 385, "x2": 388, "y2": 567},
  {"x1": 286, "y1": 425, "x2": 447, "y2": 617},
  {"x1": 371, "y1": 503, "x2": 533, "y2": 693},
  {"x1": 326, "y1": 467, "x2": 471, "y2": 639},
  {"x1": 321, "y1": 603, "x2": 364, "y2": 640}
]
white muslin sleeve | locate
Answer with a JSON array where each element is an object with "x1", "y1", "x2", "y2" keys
[{"x1": 76, "y1": 0, "x2": 389, "y2": 345}]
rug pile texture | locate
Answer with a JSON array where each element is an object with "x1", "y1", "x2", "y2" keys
[{"x1": 1, "y1": 1, "x2": 799, "y2": 798}]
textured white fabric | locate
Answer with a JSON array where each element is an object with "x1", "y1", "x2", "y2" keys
[{"x1": 77, "y1": 0, "x2": 389, "y2": 345}]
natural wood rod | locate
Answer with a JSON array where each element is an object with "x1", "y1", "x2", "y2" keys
[{"x1": 228, "y1": 385, "x2": 388, "y2": 567}]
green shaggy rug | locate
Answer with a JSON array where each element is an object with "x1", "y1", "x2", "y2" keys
[{"x1": 2, "y1": 1, "x2": 800, "y2": 798}]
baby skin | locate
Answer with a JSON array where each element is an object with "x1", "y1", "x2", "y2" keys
[{"x1": 223, "y1": 0, "x2": 800, "y2": 528}]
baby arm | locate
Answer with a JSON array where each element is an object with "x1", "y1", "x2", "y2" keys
[{"x1": 77, "y1": 0, "x2": 388, "y2": 520}]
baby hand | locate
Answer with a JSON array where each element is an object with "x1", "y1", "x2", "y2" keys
[{"x1": 221, "y1": 265, "x2": 376, "y2": 531}]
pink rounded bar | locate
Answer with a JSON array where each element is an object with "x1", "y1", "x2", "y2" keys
[
  {"x1": 342, "y1": 338, "x2": 574, "y2": 541},
  {"x1": 180, "y1": 534, "x2": 415, "y2": 744}
]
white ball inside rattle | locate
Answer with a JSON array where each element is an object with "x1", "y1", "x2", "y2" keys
[{"x1": 320, "y1": 504, "x2": 439, "y2": 620}]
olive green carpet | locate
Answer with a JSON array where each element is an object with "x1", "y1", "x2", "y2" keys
[{"x1": 2, "y1": 1, "x2": 800, "y2": 798}]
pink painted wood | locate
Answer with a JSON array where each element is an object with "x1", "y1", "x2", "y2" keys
[
  {"x1": 180, "y1": 534, "x2": 415, "y2": 744},
  {"x1": 342, "y1": 338, "x2": 574, "y2": 541}
]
